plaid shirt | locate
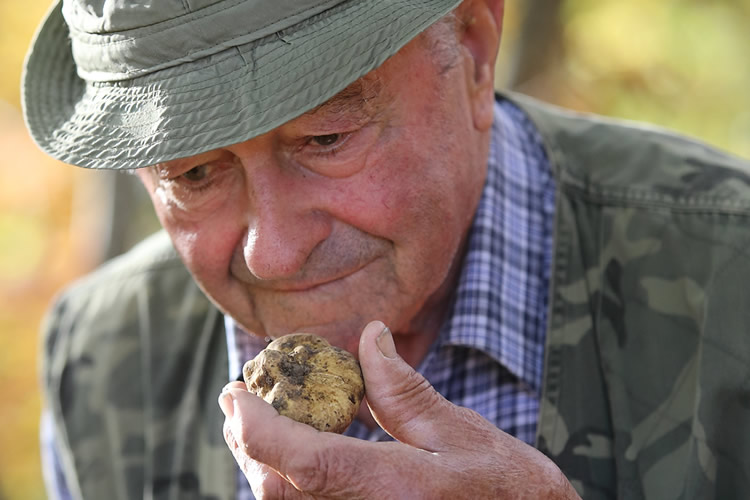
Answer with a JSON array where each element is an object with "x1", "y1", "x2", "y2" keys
[
  {"x1": 42, "y1": 98, "x2": 555, "y2": 500},
  {"x1": 227, "y1": 97, "x2": 556, "y2": 498}
]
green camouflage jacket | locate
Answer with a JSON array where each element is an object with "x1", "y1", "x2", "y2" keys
[{"x1": 41, "y1": 93, "x2": 750, "y2": 499}]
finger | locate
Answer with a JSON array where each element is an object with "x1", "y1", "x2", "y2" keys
[
  {"x1": 245, "y1": 460, "x2": 311, "y2": 500},
  {"x1": 221, "y1": 387, "x2": 375, "y2": 497},
  {"x1": 221, "y1": 390, "x2": 313, "y2": 499},
  {"x1": 224, "y1": 421, "x2": 308, "y2": 500},
  {"x1": 223, "y1": 380, "x2": 246, "y2": 392},
  {"x1": 357, "y1": 321, "x2": 463, "y2": 450},
  {"x1": 220, "y1": 387, "x2": 293, "y2": 495}
]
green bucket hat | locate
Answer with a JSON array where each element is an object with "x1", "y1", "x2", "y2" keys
[{"x1": 22, "y1": 0, "x2": 461, "y2": 170}]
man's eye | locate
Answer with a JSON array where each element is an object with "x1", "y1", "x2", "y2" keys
[
  {"x1": 181, "y1": 165, "x2": 209, "y2": 182},
  {"x1": 311, "y1": 134, "x2": 340, "y2": 147}
]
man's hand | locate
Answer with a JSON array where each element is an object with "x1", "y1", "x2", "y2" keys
[{"x1": 219, "y1": 321, "x2": 580, "y2": 499}]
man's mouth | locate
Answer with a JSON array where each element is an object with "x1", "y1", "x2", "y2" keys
[
  {"x1": 261, "y1": 269, "x2": 359, "y2": 293},
  {"x1": 232, "y1": 255, "x2": 377, "y2": 295}
]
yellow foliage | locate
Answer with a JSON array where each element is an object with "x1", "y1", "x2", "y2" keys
[
  {"x1": 566, "y1": 2, "x2": 671, "y2": 78},
  {"x1": 0, "y1": 1, "x2": 51, "y2": 109},
  {"x1": 558, "y1": 0, "x2": 750, "y2": 159}
]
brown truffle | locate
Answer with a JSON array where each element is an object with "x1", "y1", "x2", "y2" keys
[{"x1": 242, "y1": 333, "x2": 365, "y2": 433}]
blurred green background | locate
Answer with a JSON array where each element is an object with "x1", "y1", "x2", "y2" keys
[{"x1": 1, "y1": 1, "x2": 748, "y2": 498}]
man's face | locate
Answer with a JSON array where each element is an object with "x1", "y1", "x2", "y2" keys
[{"x1": 138, "y1": 31, "x2": 492, "y2": 354}]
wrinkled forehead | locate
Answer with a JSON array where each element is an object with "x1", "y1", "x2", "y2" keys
[{"x1": 304, "y1": 73, "x2": 384, "y2": 118}]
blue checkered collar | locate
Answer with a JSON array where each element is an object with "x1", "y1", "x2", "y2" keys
[{"x1": 432, "y1": 97, "x2": 553, "y2": 396}]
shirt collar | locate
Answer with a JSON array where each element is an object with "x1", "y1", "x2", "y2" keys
[{"x1": 437, "y1": 97, "x2": 552, "y2": 395}]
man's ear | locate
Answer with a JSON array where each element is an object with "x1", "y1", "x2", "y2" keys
[{"x1": 456, "y1": 0, "x2": 504, "y2": 131}]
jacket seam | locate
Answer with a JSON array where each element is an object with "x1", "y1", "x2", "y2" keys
[
  {"x1": 536, "y1": 181, "x2": 569, "y2": 450},
  {"x1": 561, "y1": 182, "x2": 750, "y2": 216}
]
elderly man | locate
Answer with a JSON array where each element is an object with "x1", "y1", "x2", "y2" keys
[{"x1": 25, "y1": 0, "x2": 750, "y2": 498}]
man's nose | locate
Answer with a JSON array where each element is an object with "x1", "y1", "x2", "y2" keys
[{"x1": 241, "y1": 160, "x2": 331, "y2": 282}]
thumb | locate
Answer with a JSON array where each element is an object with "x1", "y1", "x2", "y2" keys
[{"x1": 358, "y1": 320, "x2": 457, "y2": 451}]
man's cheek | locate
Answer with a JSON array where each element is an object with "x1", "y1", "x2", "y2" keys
[
  {"x1": 169, "y1": 226, "x2": 231, "y2": 278},
  {"x1": 360, "y1": 169, "x2": 418, "y2": 230}
]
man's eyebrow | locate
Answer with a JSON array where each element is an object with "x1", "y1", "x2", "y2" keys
[{"x1": 303, "y1": 77, "x2": 382, "y2": 118}]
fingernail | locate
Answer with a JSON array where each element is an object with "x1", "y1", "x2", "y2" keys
[
  {"x1": 376, "y1": 326, "x2": 397, "y2": 359},
  {"x1": 219, "y1": 390, "x2": 235, "y2": 419}
]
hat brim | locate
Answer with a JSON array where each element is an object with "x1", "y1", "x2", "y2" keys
[{"x1": 22, "y1": 0, "x2": 460, "y2": 170}]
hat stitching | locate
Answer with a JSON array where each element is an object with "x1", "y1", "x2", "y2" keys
[
  {"x1": 41, "y1": 16, "x2": 438, "y2": 163},
  {"x1": 53, "y1": 25, "x2": 397, "y2": 146},
  {"x1": 68, "y1": 0, "x2": 244, "y2": 41},
  {"x1": 50, "y1": 28, "x2": 409, "y2": 163},
  {"x1": 70, "y1": 0, "x2": 358, "y2": 81},
  {"x1": 27, "y1": 0, "x2": 459, "y2": 168},
  {"x1": 71, "y1": 1, "x2": 347, "y2": 79},
  {"x1": 62, "y1": 34, "x2": 367, "y2": 129},
  {"x1": 56, "y1": 0, "x2": 440, "y2": 98},
  {"x1": 55, "y1": 6, "x2": 419, "y2": 136},
  {"x1": 63, "y1": 4, "x2": 400, "y2": 106},
  {"x1": 70, "y1": 0, "x2": 345, "y2": 44},
  {"x1": 71, "y1": 0, "x2": 367, "y2": 88},
  {"x1": 82, "y1": 0, "x2": 405, "y2": 85}
]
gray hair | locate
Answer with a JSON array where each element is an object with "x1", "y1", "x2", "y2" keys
[{"x1": 423, "y1": 12, "x2": 463, "y2": 75}]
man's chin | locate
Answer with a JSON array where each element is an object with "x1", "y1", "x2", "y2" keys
[{"x1": 233, "y1": 312, "x2": 370, "y2": 356}]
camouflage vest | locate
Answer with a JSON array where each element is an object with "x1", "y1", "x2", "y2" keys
[{"x1": 42, "y1": 93, "x2": 750, "y2": 499}]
